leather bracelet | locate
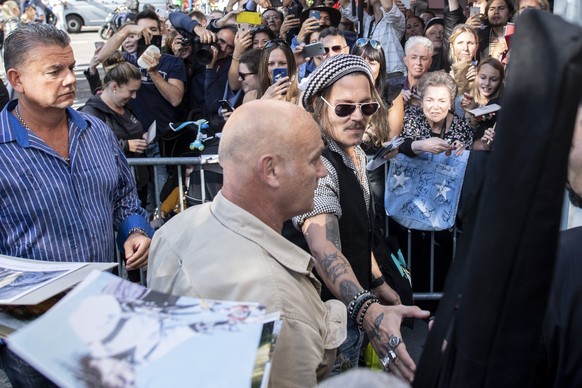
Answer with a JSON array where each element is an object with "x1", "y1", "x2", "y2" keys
[
  {"x1": 371, "y1": 276, "x2": 385, "y2": 289},
  {"x1": 127, "y1": 227, "x2": 149, "y2": 238}
]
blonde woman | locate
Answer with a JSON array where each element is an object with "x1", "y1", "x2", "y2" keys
[{"x1": 2, "y1": 1, "x2": 20, "y2": 37}]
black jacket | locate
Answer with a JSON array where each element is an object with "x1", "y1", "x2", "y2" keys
[{"x1": 79, "y1": 95, "x2": 144, "y2": 156}]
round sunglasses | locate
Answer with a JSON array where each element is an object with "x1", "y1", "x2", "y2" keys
[
  {"x1": 321, "y1": 96, "x2": 379, "y2": 117},
  {"x1": 355, "y1": 38, "x2": 382, "y2": 50}
]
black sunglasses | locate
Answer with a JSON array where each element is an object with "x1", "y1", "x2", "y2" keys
[
  {"x1": 355, "y1": 38, "x2": 382, "y2": 50},
  {"x1": 321, "y1": 96, "x2": 379, "y2": 117},
  {"x1": 323, "y1": 45, "x2": 346, "y2": 54},
  {"x1": 264, "y1": 39, "x2": 290, "y2": 50},
  {"x1": 239, "y1": 71, "x2": 257, "y2": 81}
]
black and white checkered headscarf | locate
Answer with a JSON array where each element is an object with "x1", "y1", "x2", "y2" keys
[{"x1": 301, "y1": 54, "x2": 375, "y2": 111}]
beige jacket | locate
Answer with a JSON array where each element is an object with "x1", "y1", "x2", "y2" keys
[{"x1": 148, "y1": 192, "x2": 346, "y2": 387}]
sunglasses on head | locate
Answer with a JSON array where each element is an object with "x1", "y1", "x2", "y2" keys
[
  {"x1": 238, "y1": 71, "x2": 256, "y2": 81},
  {"x1": 323, "y1": 45, "x2": 346, "y2": 54},
  {"x1": 264, "y1": 39, "x2": 290, "y2": 50},
  {"x1": 355, "y1": 38, "x2": 382, "y2": 50},
  {"x1": 320, "y1": 96, "x2": 379, "y2": 117}
]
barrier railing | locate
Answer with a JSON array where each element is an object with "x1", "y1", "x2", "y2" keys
[{"x1": 124, "y1": 156, "x2": 456, "y2": 301}]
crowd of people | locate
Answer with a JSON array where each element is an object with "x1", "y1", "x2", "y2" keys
[{"x1": 0, "y1": 0, "x2": 578, "y2": 387}]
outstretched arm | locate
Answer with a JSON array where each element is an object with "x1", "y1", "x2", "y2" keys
[{"x1": 302, "y1": 213, "x2": 429, "y2": 382}]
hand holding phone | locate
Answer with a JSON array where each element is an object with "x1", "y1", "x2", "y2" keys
[
  {"x1": 302, "y1": 42, "x2": 325, "y2": 58},
  {"x1": 137, "y1": 35, "x2": 162, "y2": 58},
  {"x1": 218, "y1": 99, "x2": 234, "y2": 113},
  {"x1": 469, "y1": 6, "x2": 481, "y2": 17},
  {"x1": 272, "y1": 68, "x2": 288, "y2": 83}
]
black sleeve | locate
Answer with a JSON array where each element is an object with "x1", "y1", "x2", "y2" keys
[
  {"x1": 399, "y1": 138, "x2": 418, "y2": 158},
  {"x1": 83, "y1": 68, "x2": 103, "y2": 95}
]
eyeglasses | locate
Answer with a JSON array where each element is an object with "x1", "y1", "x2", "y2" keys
[
  {"x1": 323, "y1": 45, "x2": 347, "y2": 55},
  {"x1": 355, "y1": 38, "x2": 382, "y2": 50},
  {"x1": 238, "y1": 72, "x2": 257, "y2": 81},
  {"x1": 264, "y1": 39, "x2": 290, "y2": 50},
  {"x1": 320, "y1": 96, "x2": 379, "y2": 117}
]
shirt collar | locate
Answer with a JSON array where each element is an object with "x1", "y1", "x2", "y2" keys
[
  {"x1": 323, "y1": 134, "x2": 366, "y2": 171},
  {"x1": 210, "y1": 192, "x2": 316, "y2": 276},
  {"x1": 0, "y1": 99, "x2": 90, "y2": 146}
]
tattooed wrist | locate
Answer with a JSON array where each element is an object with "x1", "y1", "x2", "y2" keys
[{"x1": 339, "y1": 280, "x2": 361, "y2": 304}]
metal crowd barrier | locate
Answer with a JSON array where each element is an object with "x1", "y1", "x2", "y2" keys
[
  {"x1": 115, "y1": 156, "x2": 219, "y2": 284},
  {"x1": 123, "y1": 156, "x2": 454, "y2": 300}
]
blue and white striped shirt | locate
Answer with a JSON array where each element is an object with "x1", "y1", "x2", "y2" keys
[{"x1": 0, "y1": 100, "x2": 152, "y2": 263}]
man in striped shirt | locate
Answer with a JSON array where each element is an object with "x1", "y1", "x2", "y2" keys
[{"x1": 0, "y1": 23, "x2": 153, "y2": 388}]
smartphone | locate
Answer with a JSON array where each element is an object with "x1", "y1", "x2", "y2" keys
[
  {"x1": 155, "y1": 7, "x2": 169, "y2": 19},
  {"x1": 236, "y1": 11, "x2": 262, "y2": 26},
  {"x1": 94, "y1": 41, "x2": 105, "y2": 50},
  {"x1": 469, "y1": 6, "x2": 481, "y2": 17},
  {"x1": 218, "y1": 99, "x2": 234, "y2": 113},
  {"x1": 302, "y1": 42, "x2": 325, "y2": 58},
  {"x1": 309, "y1": 10, "x2": 321, "y2": 20},
  {"x1": 137, "y1": 35, "x2": 162, "y2": 58},
  {"x1": 272, "y1": 68, "x2": 288, "y2": 83},
  {"x1": 237, "y1": 22, "x2": 251, "y2": 32},
  {"x1": 468, "y1": 103, "x2": 501, "y2": 117},
  {"x1": 270, "y1": 0, "x2": 284, "y2": 7}
]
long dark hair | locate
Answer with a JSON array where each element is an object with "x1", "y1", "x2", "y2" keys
[
  {"x1": 351, "y1": 42, "x2": 390, "y2": 147},
  {"x1": 257, "y1": 40, "x2": 299, "y2": 103}
]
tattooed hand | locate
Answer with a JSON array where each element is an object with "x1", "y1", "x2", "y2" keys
[{"x1": 363, "y1": 303, "x2": 430, "y2": 382}]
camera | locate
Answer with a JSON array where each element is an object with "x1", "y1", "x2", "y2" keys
[
  {"x1": 193, "y1": 37, "x2": 220, "y2": 65},
  {"x1": 181, "y1": 37, "x2": 192, "y2": 46}
]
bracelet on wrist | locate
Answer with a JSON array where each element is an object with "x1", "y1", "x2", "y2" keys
[
  {"x1": 128, "y1": 227, "x2": 149, "y2": 238},
  {"x1": 371, "y1": 276, "x2": 385, "y2": 289},
  {"x1": 348, "y1": 291, "x2": 376, "y2": 324},
  {"x1": 357, "y1": 299, "x2": 379, "y2": 332}
]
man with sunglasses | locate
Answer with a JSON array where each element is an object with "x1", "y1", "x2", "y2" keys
[
  {"x1": 319, "y1": 27, "x2": 350, "y2": 59},
  {"x1": 290, "y1": 54, "x2": 430, "y2": 382}
]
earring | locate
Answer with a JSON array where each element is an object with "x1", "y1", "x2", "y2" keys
[{"x1": 113, "y1": 89, "x2": 116, "y2": 93}]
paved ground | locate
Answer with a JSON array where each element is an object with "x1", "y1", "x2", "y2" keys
[{"x1": 0, "y1": 27, "x2": 102, "y2": 388}]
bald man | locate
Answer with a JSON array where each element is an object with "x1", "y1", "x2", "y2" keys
[{"x1": 147, "y1": 100, "x2": 345, "y2": 387}]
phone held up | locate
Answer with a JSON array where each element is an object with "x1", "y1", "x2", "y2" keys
[
  {"x1": 272, "y1": 68, "x2": 288, "y2": 83},
  {"x1": 302, "y1": 42, "x2": 325, "y2": 58},
  {"x1": 136, "y1": 35, "x2": 162, "y2": 58}
]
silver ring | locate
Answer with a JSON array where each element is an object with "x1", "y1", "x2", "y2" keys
[
  {"x1": 388, "y1": 350, "x2": 397, "y2": 361},
  {"x1": 380, "y1": 353, "x2": 391, "y2": 371},
  {"x1": 389, "y1": 335, "x2": 403, "y2": 350}
]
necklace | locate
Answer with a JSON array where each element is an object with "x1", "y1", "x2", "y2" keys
[{"x1": 14, "y1": 105, "x2": 70, "y2": 164}]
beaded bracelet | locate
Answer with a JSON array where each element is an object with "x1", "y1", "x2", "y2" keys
[
  {"x1": 357, "y1": 299, "x2": 379, "y2": 332},
  {"x1": 347, "y1": 290, "x2": 370, "y2": 319},
  {"x1": 348, "y1": 293, "x2": 376, "y2": 324}
]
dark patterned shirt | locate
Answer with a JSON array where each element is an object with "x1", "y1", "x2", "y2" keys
[
  {"x1": 293, "y1": 137, "x2": 371, "y2": 228},
  {"x1": 401, "y1": 105, "x2": 474, "y2": 150}
]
